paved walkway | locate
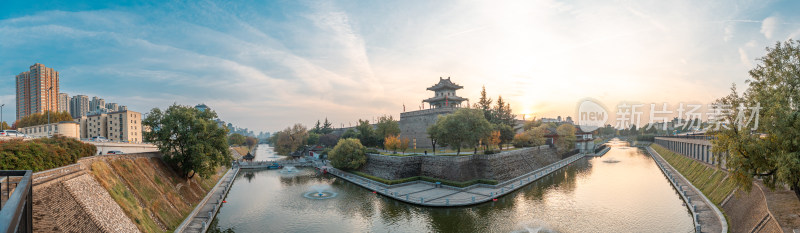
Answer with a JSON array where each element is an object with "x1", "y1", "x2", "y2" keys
[
  {"x1": 324, "y1": 153, "x2": 585, "y2": 207},
  {"x1": 647, "y1": 146, "x2": 726, "y2": 233},
  {"x1": 174, "y1": 167, "x2": 240, "y2": 233}
]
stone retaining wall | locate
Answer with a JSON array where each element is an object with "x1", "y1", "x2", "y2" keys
[
  {"x1": 359, "y1": 147, "x2": 560, "y2": 182},
  {"x1": 27, "y1": 151, "x2": 160, "y2": 233}
]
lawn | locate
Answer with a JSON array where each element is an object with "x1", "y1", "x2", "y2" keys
[{"x1": 651, "y1": 144, "x2": 737, "y2": 205}]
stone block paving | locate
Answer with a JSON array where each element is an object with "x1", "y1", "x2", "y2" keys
[
  {"x1": 648, "y1": 147, "x2": 725, "y2": 233},
  {"x1": 325, "y1": 153, "x2": 585, "y2": 207}
]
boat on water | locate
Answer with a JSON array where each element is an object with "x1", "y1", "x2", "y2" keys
[{"x1": 266, "y1": 163, "x2": 283, "y2": 169}]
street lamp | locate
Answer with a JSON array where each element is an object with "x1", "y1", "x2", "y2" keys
[
  {"x1": 47, "y1": 86, "x2": 53, "y2": 137},
  {"x1": 1, "y1": 104, "x2": 5, "y2": 131}
]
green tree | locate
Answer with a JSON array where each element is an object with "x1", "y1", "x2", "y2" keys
[
  {"x1": 495, "y1": 124, "x2": 515, "y2": 150},
  {"x1": 375, "y1": 115, "x2": 400, "y2": 139},
  {"x1": 523, "y1": 119, "x2": 543, "y2": 131},
  {"x1": 0, "y1": 121, "x2": 9, "y2": 130},
  {"x1": 13, "y1": 111, "x2": 73, "y2": 128},
  {"x1": 341, "y1": 128, "x2": 360, "y2": 139},
  {"x1": 319, "y1": 133, "x2": 339, "y2": 147},
  {"x1": 556, "y1": 124, "x2": 576, "y2": 153},
  {"x1": 228, "y1": 133, "x2": 246, "y2": 146},
  {"x1": 492, "y1": 96, "x2": 516, "y2": 126},
  {"x1": 307, "y1": 132, "x2": 320, "y2": 145},
  {"x1": 356, "y1": 119, "x2": 378, "y2": 147},
  {"x1": 475, "y1": 85, "x2": 494, "y2": 122},
  {"x1": 321, "y1": 118, "x2": 334, "y2": 134},
  {"x1": 143, "y1": 104, "x2": 231, "y2": 179},
  {"x1": 712, "y1": 40, "x2": 800, "y2": 200},
  {"x1": 427, "y1": 108, "x2": 492, "y2": 155},
  {"x1": 311, "y1": 120, "x2": 323, "y2": 134},
  {"x1": 329, "y1": 138, "x2": 367, "y2": 170}
]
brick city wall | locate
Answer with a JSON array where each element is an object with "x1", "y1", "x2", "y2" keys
[
  {"x1": 359, "y1": 147, "x2": 560, "y2": 182},
  {"x1": 28, "y1": 151, "x2": 160, "y2": 233},
  {"x1": 398, "y1": 107, "x2": 457, "y2": 149}
]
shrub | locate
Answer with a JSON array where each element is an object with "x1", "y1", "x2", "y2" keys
[
  {"x1": 0, "y1": 135, "x2": 97, "y2": 171},
  {"x1": 329, "y1": 138, "x2": 367, "y2": 170}
]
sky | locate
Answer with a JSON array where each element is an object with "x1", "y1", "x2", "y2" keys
[{"x1": 1, "y1": 0, "x2": 799, "y2": 133}]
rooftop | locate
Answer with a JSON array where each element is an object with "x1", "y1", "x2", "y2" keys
[{"x1": 426, "y1": 77, "x2": 463, "y2": 91}]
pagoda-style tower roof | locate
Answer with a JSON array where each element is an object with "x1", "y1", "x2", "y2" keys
[
  {"x1": 422, "y1": 77, "x2": 467, "y2": 108},
  {"x1": 426, "y1": 77, "x2": 463, "y2": 91}
]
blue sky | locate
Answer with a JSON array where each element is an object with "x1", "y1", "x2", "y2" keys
[{"x1": 1, "y1": 0, "x2": 799, "y2": 132}]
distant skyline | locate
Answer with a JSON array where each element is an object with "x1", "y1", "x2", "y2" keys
[{"x1": 2, "y1": 0, "x2": 800, "y2": 132}]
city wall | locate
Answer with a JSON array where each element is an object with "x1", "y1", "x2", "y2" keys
[
  {"x1": 359, "y1": 146, "x2": 559, "y2": 182},
  {"x1": 398, "y1": 107, "x2": 457, "y2": 149}
]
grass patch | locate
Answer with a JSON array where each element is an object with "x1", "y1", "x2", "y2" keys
[
  {"x1": 90, "y1": 161, "x2": 161, "y2": 233},
  {"x1": 349, "y1": 171, "x2": 498, "y2": 187},
  {"x1": 651, "y1": 144, "x2": 736, "y2": 205},
  {"x1": 232, "y1": 146, "x2": 250, "y2": 158}
]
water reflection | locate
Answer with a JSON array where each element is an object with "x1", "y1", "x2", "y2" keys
[{"x1": 215, "y1": 143, "x2": 693, "y2": 232}]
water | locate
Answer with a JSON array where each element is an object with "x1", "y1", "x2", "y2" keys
[{"x1": 215, "y1": 142, "x2": 694, "y2": 232}]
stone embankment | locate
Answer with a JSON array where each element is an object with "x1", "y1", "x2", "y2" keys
[
  {"x1": 329, "y1": 149, "x2": 584, "y2": 207},
  {"x1": 359, "y1": 146, "x2": 559, "y2": 182}
]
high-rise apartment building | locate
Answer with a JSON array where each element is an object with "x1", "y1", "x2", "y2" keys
[
  {"x1": 58, "y1": 93, "x2": 70, "y2": 113},
  {"x1": 106, "y1": 103, "x2": 118, "y2": 111},
  {"x1": 90, "y1": 96, "x2": 106, "y2": 112},
  {"x1": 15, "y1": 63, "x2": 59, "y2": 119},
  {"x1": 69, "y1": 95, "x2": 89, "y2": 119}
]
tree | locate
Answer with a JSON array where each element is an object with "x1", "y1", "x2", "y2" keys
[
  {"x1": 475, "y1": 85, "x2": 494, "y2": 122},
  {"x1": 375, "y1": 115, "x2": 400, "y2": 139},
  {"x1": 273, "y1": 124, "x2": 308, "y2": 155},
  {"x1": 399, "y1": 137, "x2": 410, "y2": 154},
  {"x1": 0, "y1": 121, "x2": 10, "y2": 130},
  {"x1": 356, "y1": 119, "x2": 378, "y2": 147},
  {"x1": 329, "y1": 138, "x2": 367, "y2": 170},
  {"x1": 245, "y1": 136, "x2": 258, "y2": 149},
  {"x1": 307, "y1": 132, "x2": 320, "y2": 145},
  {"x1": 228, "y1": 133, "x2": 246, "y2": 146},
  {"x1": 311, "y1": 120, "x2": 322, "y2": 134},
  {"x1": 341, "y1": 128, "x2": 360, "y2": 139},
  {"x1": 13, "y1": 111, "x2": 73, "y2": 129},
  {"x1": 556, "y1": 124, "x2": 576, "y2": 153},
  {"x1": 319, "y1": 133, "x2": 339, "y2": 147},
  {"x1": 384, "y1": 135, "x2": 400, "y2": 153},
  {"x1": 427, "y1": 108, "x2": 492, "y2": 155},
  {"x1": 512, "y1": 125, "x2": 546, "y2": 148},
  {"x1": 142, "y1": 104, "x2": 231, "y2": 179},
  {"x1": 495, "y1": 124, "x2": 515, "y2": 150},
  {"x1": 712, "y1": 40, "x2": 800, "y2": 200},
  {"x1": 321, "y1": 118, "x2": 334, "y2": 134},
  {"x1": 523, "y1": 119, "x2": 542, "y2": 131},
  {"x1": 487, "y1": 131, "x2": 501, "y2": 150}
]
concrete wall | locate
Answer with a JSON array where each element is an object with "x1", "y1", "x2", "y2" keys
[
  {"x1": 722, "y1": 185, "x2": 783, "y2": 233},
  {"x1": 359, "y1": 147, "x2": 560, "y2": 182}
]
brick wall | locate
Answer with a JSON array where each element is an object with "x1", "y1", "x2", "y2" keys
[{"x1": 359, "y1": 147, "x2": 561, "y2": 182}]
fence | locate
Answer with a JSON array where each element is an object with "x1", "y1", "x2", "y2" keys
[{"x1": 0, "y1": 170, "x2": 33, "y2": 233}]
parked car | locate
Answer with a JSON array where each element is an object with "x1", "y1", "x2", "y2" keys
[
  {"x1": 0, "y1": 130, "x2": 21, "y2": 137},
  {"x1": 90, "y1": 136, "x2": 109, "y2": 142},
  {"x1": 107, "y1": 150, "x2": 124, "y2": 155}
]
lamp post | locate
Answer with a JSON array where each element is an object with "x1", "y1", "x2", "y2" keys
[
  {"x1": 1, "y1": 104, "x2": 5, "y2": 131},
  {"x1": 47, "y1": 86, "x2": 53, "y2": 137}
]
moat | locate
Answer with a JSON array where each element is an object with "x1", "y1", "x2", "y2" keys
[{"x1": 214, "y1": 141, "x2": 693, "y2": 232}]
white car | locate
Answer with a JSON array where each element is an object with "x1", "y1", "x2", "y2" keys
[
  {"x1": 0, "y1": 130, "x2": 21, "y2": 137},
  {"x1": 90, "y1": 136, "x2": 109, "y2": 142}
]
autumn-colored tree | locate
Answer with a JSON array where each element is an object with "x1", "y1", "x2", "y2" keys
[
  {"x1": 399, "y1": 137, "x2": 410, "y2": 154},
  {"x1": 487, "y1": 131, "x2": 501, "y2": 150},
  {"x1": 272, "y1": 124, "x2": 308, "y2": 155},
  {"x1": 13, "y1": 111, "x2": 73, "y2": 128},
  {"x1": 384, "y1": 135, "x2": 400, "y2": 153}
]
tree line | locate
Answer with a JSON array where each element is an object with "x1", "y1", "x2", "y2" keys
[{"x1": 12, "y1": 111, "x2": 74, "y2": 129}]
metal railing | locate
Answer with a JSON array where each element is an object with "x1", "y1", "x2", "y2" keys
[{"x1": 0, "y1": 170, "x2": 33, "y2": 233}]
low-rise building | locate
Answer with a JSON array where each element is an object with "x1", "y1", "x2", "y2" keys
[
  {"x1": 18, "y1": 121, "x2": 80, "y2": 139},
  {"x1": 78, "y1": 110, "x2": 143, "y2": 143}
]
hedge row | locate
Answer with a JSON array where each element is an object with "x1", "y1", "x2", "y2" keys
[
  {"x1": 0, "y1": 136, "x2": 97, "y2": 172},
  {"x1": 348, "y1": 171, "x2": 497, "y2": 187}
]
